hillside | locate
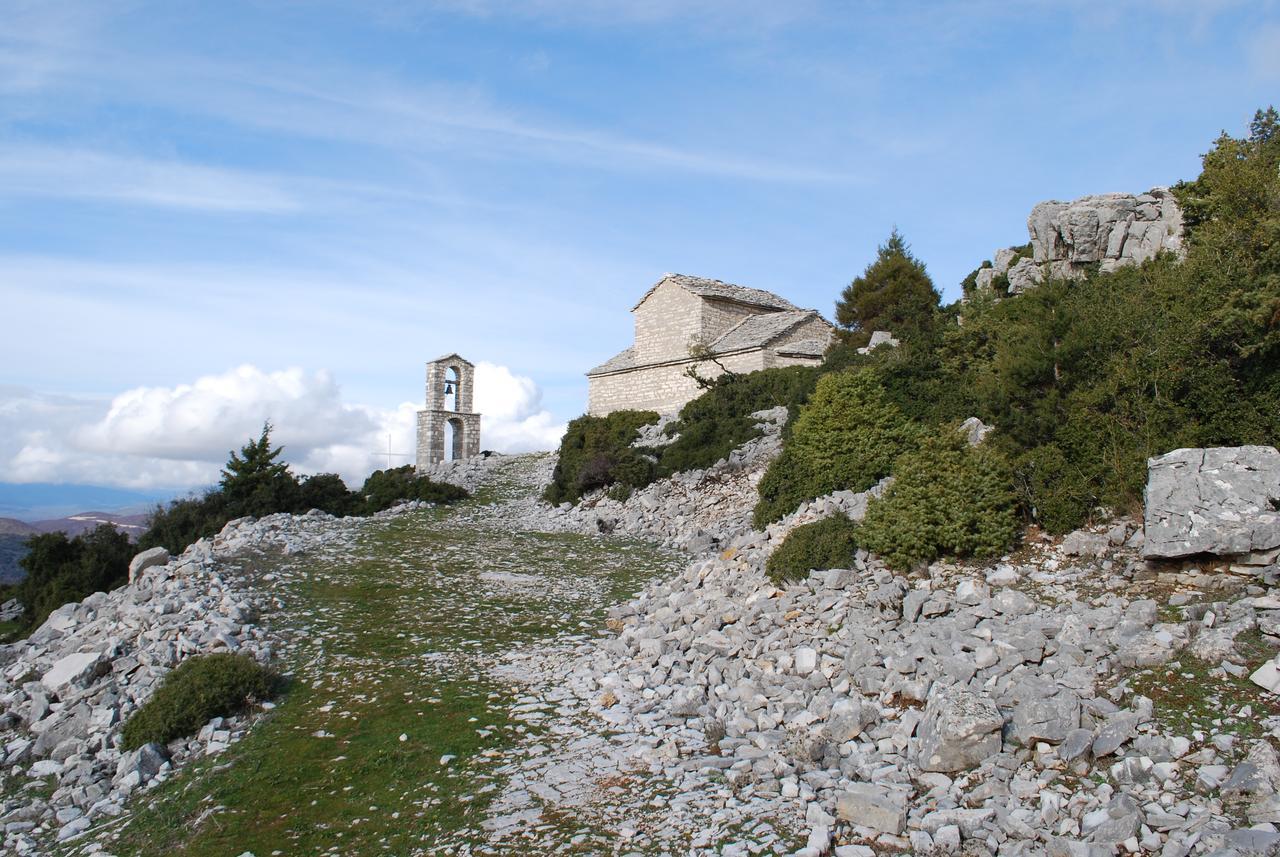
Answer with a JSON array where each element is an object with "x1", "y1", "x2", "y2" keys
[
  {"x1": 1, "y1": 111, "x2": 1277, "y2": 856},
  {"x1": 2, "y1": 442, "x2": 1279, "y2": 855}
]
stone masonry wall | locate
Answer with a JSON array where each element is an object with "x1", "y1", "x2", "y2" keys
[
  {"x1": 698, "y1": 298, "x2": 765, "y2": 347},
  {"x1": 761, "y1": 315, "x2": 832, "y2": 368},
  {"x1": 588, "y1": 350, "x2": 766, "y2": 416},
  {"x1": 632, "y1": 280, "x2": 703, "y2": 364}
]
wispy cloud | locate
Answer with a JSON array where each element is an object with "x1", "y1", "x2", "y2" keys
[{"x1": 0, "y1": 146, "x2": 301, "y2": 212}]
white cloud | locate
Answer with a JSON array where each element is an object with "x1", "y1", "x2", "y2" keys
[
  {"x1": 475, "y1": 361, "x2": 568, "y2": 451},
  {"x1": 0, "y1": 146, "x2": 301, "y2": 212},
  {"x1": 0, "y1": 363, "x2": 565, "y2": 492}
]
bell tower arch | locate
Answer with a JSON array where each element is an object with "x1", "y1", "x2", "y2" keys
[{"x1": 416, "y1": 354, "x2": 482, "y2": 469}]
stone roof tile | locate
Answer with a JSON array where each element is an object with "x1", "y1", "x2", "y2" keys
[
  {"x1": 587, "y1": 347, "x2": 636, "y2": 376},
  {"x1": 632, "y1": 273, "x2": 801, "y2": 312},
  {"x1": 709, "y1": 310, "x2": 821, "y2": 353}
]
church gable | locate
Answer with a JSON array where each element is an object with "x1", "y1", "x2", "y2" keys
[
  {"x1": 587, "y1": 273, "x2": 833, "y2": 416},
  {"x1": 632, "y1": 277, "x2": 704, "y2": 364}
]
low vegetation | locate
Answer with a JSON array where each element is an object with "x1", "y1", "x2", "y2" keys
[
  {"x1": 765, "y1": 514, "x2": 860, "y2": 584},
  {"x1": 121, "y1": 653, "x2": 280, "y2": 751},
  {"x1": 141, "y1": 425, "x2": 469, "y2": 555},
  {"x1": 10, "y1": 426, "x2": 468, "y2": 639},
  {"x1": 753, "y1": 368, "x2": 917, "y2": 527},
  {"x1": 542, "y1": 410, "x2": 661, "y2": 505},
  {"x1": 857, "y1": 426, "x2": 1020, "y2": 570},
  {"x1": 656, "y1": 366, "x2": 818, "y2": 477}
]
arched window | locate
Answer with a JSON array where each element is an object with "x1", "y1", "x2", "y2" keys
[{"x1": 444, "y1": 366, "x2": 461, "y2": 412}]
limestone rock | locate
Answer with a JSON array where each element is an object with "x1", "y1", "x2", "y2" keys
[
  {"x1": 128, "y1": 546, "x2": 170, "y2": 584},
  {"x1": 41, "y1": 651, "x2": 107, "y2": 694},
  {"x1": 958, "y1": 417, "x2": 993, "y2": 447},
  {"x1": 835, "y1": 783, "x2": 907, "y2": 835},
  {"x1": 1006, "y1": 257, "x2": 1044, "y2": 295},
  {"x1": 1143, "y1": 446, "x2": 1280, "y2": 559},
  {"x1": 917, "y1": 688, "x2": 1005, "y2": 772}
]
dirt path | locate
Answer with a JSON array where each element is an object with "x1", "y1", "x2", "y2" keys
[{"x1": 75, "y1": 456, "x2": 684, "y2": 856}]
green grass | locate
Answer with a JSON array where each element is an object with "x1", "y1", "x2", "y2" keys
[
  {"x1": 1126, "y1": 627, "x2": 1280, "y2": 744},
  {"x1": 84, "y1": 458, "x2": 686, "y2": 856}
]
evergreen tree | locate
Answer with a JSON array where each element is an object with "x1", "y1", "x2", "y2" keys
[
  {"x1": 219, "y1": 422, "x2": 299, "y2": 517},
  {"x1": 834, "y1": 229, "x2": 941, "y2": 347}
]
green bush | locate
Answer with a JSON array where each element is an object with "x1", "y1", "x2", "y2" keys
[
  {"x1": 753, "y1": 369, "x2": 917, "y2": 527},
  {"x1": 139, "y1": 427, "x2": 471, "y2": 556},
  {"x1": 543, "y1": 410, "x2": 660, "y2": 505},
  {"x1": 857, "y1": 426, "x2": 1019, "y2": 570},
  {"x1": 656, "y1": 366, "x2": 819, "y2": 476},
  {"x1": 765, "y1": 514, "x2": 860, "y2": 584},
  {"x1": 121, "y1": 653, "x2": 280, "y2": 751},
  {"x1": 14, "y1": 524, "x2": 133, "y2": 633},
  {"x1": 1008, "y1": 444, "x2": 1098, "y2": 535},
  {"x1": 357, "y1": 465, "x2": 469, "y2": 513}
]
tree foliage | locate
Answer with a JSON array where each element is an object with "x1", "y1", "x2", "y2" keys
[
  {"x1": 542, "y1": 410, "x2": 661, "y2": 505},
  {"x1": 753, "y1": 369, "x2": 917, "y2": 527},
  {"x1": 13, "y1": 524, "x2": 133, "y2": 632},
  {"x1": 857, "y1": 426, "x2": 1020, "y2": 569},
  {"x1": 833, "y1": 229, "x2": 941, "y2": 349}
]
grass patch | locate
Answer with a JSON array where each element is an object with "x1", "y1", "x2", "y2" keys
[
  {"x1": 1126, "y1": 628, "x2": 1280, "y2": 743},
  {"x1": 88, "y1": 458, "x2": 686, "y2": 856}
]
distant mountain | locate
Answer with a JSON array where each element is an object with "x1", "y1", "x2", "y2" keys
[
  {"x1": 0, "y1": 518, "x2": 39, "y2": 537},
  {"x1": 0, "y1": 482, "x2": 177, "y2": 522},
  {"x1": 31, "y1": 511, "x2": 151, "y2": 538}
]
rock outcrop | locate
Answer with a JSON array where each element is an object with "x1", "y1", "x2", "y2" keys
[
  {"x1": 972, "y1": 187, "x2": 1185, "y2": 298},
  {"x1": 1144, "y1": 446, "x2": 1280, "y2": 561}
]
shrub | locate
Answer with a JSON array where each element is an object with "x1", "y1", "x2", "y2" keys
[
  {"x1": 138, "y1": 490, "x2": 232, "y2": 555},
  {"x1": 1009, "y1": 444, "x2": 1098, "y2": 535},
  {"x1": 656, "y1": 366, "x2": 819, "y2": 476},
  {"x1": 357, "y1": 466, "x2": 468, "y2": 514},
  {"x1": 14, "y1": 524, "x2": 133, "y2": 632},
  {"x1": 753, "y1": 369, "x2": 917, "y2": 527},
  {"x1": 857, "y1": 426, "x2": 1019, "y2": 570},
  {"x1": 543, "y1": 410, "x2": 660, "y2": 505},
  {"x1": 765, "y1": 514, "x2": 860, "y2": 584},
  {"x1": 121, "y1": 653, "x2": 280, "y2": 751},
  {"x1": 298, "y1": 472, "x2": 361, "y2": 516}
]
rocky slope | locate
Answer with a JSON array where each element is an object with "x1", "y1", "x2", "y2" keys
[{"x1": 5, "y1": 423, "x2": 1280, "y2": 855}]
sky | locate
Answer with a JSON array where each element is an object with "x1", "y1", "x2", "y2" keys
[{"x1": 1, "y1": 0, "x2": 1278, "y2": 498}]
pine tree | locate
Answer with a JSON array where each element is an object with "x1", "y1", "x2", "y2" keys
[
  {"x1": 220, "y1": 422, "x2": 299, "y2": 516},
  {"x1": 834, "y1": 229, "x2": 941, "y2": 347}
]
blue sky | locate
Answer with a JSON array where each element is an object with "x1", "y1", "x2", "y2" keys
[{"x1": 1, "y1": 0, "x2": 1277, "y2": 494}]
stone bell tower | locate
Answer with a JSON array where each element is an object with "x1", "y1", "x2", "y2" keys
[{"x1": 416, "y1": 354, "x2": 482, "y2": 469}]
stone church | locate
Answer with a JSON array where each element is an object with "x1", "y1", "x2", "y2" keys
[{"x1": 587, "y1": 273, "x2": 834, "y2": 416}]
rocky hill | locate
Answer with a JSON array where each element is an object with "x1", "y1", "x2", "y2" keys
[{"x1": 2, "y1": 423, "x2": 1280, "y2": 854}]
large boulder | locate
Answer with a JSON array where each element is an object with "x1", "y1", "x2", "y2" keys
[
  {"x1": 1143, "y1": 446, "x2": 1280, "y2": 560},
  {"x1": 916, "y1": 688, "x2": 1005, "y2": 772},
  {"x1": 41, "y1": 651, "x2": 108, "y2": 695},
  {"x1": 128, "y1": 546, "x2": 170, "y2": 584}
]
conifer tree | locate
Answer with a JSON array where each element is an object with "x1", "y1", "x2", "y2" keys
[
  {"x1": 219, "y1": 422, "x2": 298, "y2": 516},
  {"x1": 834, "y1": 229, "x2": 941, "y2": 347}
]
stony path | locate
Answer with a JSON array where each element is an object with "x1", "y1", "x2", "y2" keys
[{"x1": 78, "y1": 456, "x2": 685, "y2": 856}]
